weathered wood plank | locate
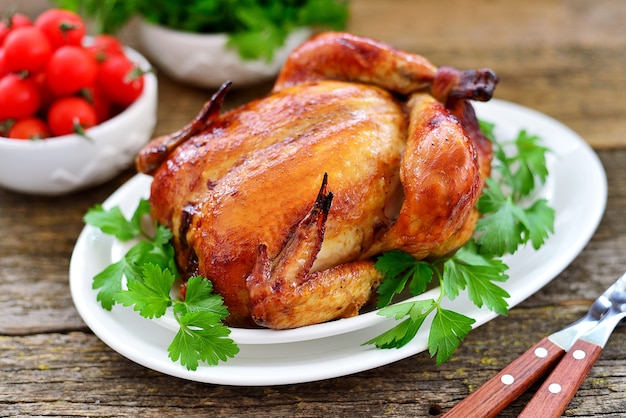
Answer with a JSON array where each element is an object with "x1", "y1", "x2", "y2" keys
[
  {"x1": 347, "y1": 0, "x2": 626, "y2": 149},
  {"x1": 1, "y1": 302, "x2": 624, "y2": 417},
  {"x1": 1, "y1": 0, "x2": 626, "y2": 416}
]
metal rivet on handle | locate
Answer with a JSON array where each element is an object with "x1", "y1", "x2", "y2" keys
[
  {"x1": 534, "y1": 347, "x2": 548, "y2": 358},
  {"x1": 501, "y1": 374, "x2": 514, "y2": 385},
  {"x1": 573, "y1": 349, "x2": 586, "y2": 360},
  {"x1": 548, "y1": 383, "x2": 562, "y2": 394}
]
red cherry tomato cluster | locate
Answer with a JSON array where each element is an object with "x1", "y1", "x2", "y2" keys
[{"x1": 0, "y1": 9, "x2": 145, "y2": 140}]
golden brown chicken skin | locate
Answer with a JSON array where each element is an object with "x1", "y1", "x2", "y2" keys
[{"x1": 136, "y1": 32, "x2": 498, "y2": 329}]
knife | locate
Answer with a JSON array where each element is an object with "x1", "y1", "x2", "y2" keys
[{"x1": 443, "y1": 271, "x2": 626, "y2": 418}]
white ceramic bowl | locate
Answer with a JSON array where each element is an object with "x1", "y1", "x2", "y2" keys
[
  {"x1": 0, "y1": 46, "x2": 157, "y2": 196},
  {"x1": 135, "y1": 19, "x2": 311, "y2": 89}
]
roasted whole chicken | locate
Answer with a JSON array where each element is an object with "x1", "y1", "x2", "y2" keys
[{"x1": 136, "y1": 32, "x2": 498, "y2": 329}]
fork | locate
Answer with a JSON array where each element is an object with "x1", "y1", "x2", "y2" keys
[{"x1": 443, "y1": 272, "x2": 626, "y2": 418}]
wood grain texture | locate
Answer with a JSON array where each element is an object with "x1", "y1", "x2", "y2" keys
[
  {"x1": 348, "y1": 0, "x2": 626, "y2": 149},
  {"x1": 443, "y1": 337, "x2": 566, "y2": 418},
  {"x1": 519, "y1": 339, "x2": 604, "y2": 418},
  {"x1": 1, "y1": 0, "x2": 626, "y2": 416}
]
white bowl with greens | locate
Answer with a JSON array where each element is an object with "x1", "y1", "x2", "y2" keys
[
  {"x1": 135, "y1": 20, "x2": 311, "y2": 89},
  {"x1": 56, "y1": 0, "x2": 349, "y2": 88}
]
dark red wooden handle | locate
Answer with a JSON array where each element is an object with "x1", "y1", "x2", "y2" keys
[
  {"x1": 443, "y1": 337, "x2": 565, "y2": 418},
  {"x1": 518, "y1": 339, "x2": 602, "y2": 418}
]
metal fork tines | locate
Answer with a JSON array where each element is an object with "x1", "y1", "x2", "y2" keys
[
  {"x1": 548, "y1": 276, "x2": 618, "y2": 350},
  {"x1": 518, "y1": 273, "x2": 626, "y2": 417},
  {"x1": 443, "y1": 271, "x2": 626, "y2": 418}
]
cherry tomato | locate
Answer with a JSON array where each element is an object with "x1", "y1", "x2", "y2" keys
[
  {"x1": 30, "y1": 71, "x2": 55, "y2": 111},
  {"x1": 87, "y1": 34, "x2": 125, "y2": 62},
  {"x1": 46, "y1": 45, "x2": 98, "y2": 96},
  {"x1": 47, "y1": 96, "x2": 97, "y2": 136},
  {"x1": 3, "y1": 26, "x2": 52, "y2": 73},
  {"x1": 0, "y1": 73, "x2": 41, "y2": 120},
  {"x1": 97, "y1": 55, "x2": 144, "y2": 107},
  {"x1": 0, "y1": 48, "x2": 8, "y2": 78},
  {"x1": 34, "y1": 8, "x2": 85, "y2": 50},
  {"x1": 7, "y1": 116, "x2": 50, "y2": 140},
  {"x1": 82, "y1": 85, "x2": 112, "y2": 123},
  {"x1": 0, "y1": 12, "x2": 32, "y2": 46}
]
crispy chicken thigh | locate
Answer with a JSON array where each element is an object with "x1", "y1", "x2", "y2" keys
[{"x1": 136, "y1": 32, "x2": 498, "y2": 329}]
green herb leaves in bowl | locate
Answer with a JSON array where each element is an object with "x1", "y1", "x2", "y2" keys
[{"x1": 53, "y1": 0, "x2": 349, "y2": 61}]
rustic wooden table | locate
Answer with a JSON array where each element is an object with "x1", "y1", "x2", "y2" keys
[{"x1": 2, "y1": 0, "x2": 626, "y2": 416}]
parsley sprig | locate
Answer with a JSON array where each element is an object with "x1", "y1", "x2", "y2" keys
[
  {"x1": 476, "y1": 122, "x2": 555, "y2": 256},
  {"x1": 84, "y1": 200, "x2": 239, "y2": 370},
  {"x1": 364, "y1": 122, "x2": 555, "y2": 364}
]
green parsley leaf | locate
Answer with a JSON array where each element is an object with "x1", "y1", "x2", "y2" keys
[
  {"x1": 476, "y1": 179, "x2": 555, "y2": 256},
  {"x1": 297, "y1": 0, "x2": 350, "y2": 30},
  {"x1": 174, "y1": 276, "x2": 230, "y2": 319},
  {"x1": 132, "y1": 226, "x2": 178, "y2": 275},
  {"x1": 84, "y1": 203, "x2": 145, "y2": 241},
  {"x1": 512, "y1": 130, "x2": 550, "y2": 196},
  {"x1": 475, "y1": 183, "x2": 529, "y2": 257},
  {"x1": 444, "y1": 244, "x2": 510, "y2": 316},
  {"x1": 169, "y1": 310, "x2": 239, "y2": 371},
  {"x1": 130, "y1": 198, "x2": 152, "y2": 228},
  {"x1": 374, "y1": 250, "x2": 434, "y2": 308},
  {"x1": 115, "y1": 263, "x2": 175, "y2": 319},
  {"x1": 92, "y1": 240, "x2": 158, "y2": 310},
  {"x1": 227, "y1": 27, "x2": 286, "y2": 62},
  {"x1": 92, "y1": 260, "x2": 124, "y2": 311},
  {"x1": 478, "y1": 120, "x2": 496, "y2": 141},
  {"x1": 429, "y1": 307, "x2": 475, "y2": 365},
  {"x1": 525, "y1": 198, "x2": 556, "y2": 249},
  {"x1": 363, "y1": 299, "x2": 435, "y2": 349},
  {"x1": 477, "y1": 125, "x2": 553, "y2": 255}
]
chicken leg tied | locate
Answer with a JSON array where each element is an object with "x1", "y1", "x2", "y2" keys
[{"x1": 273, "y1": 32, "x2": 498, "y2": 104}]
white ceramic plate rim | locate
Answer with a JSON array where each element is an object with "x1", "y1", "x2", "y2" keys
[{"x1": 69, "y1": 99, "x2": 607, "y2": 385}]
